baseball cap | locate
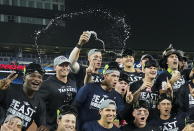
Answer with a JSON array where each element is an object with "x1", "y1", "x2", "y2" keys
[
  {"x1": 144, "y1": 59, "x2": 159, "y2": 69},
  {"x1": 121, "y1": 48, "x2": 135, "y2": 57},
  {"x1": 87, "y1": 49, "x2": 101, "y2": 57},
  {"x1": 159, "y1": 44, "x2": 181, "y2": 69},
  {"x1": 54, "y1": 56, "x2": 70, "y2": 66},
  {"x1": 141, "y1": 54, "x2": 154, "y2": 61},
  {"x1": 99, "y1": 99, "x2": 117, "y2": 110}
]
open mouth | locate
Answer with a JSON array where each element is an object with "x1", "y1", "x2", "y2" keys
[
  {"x1": 150, "y1": 72, "x2": 156, "y2": 75},
  {"x1": 173, "y1": 61, "x2": 178, "y2": 65},
  {"x1": 113, "y1": 82, "x2": 117, "y2": 86},
  {"x1": 121, "y1": 89, "x2": 125, "y2": 92},
  {"x1": 32, "y1": 82, "x2": 40, "y2": 86},
  {"x1": 165, "y1": 110, "x2": 169, "y2": 113},
  {"x1": 140, "y1": 117, "x2": 145, "y2": 121}
]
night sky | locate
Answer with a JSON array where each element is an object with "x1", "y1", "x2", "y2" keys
[{"x1": 65, "y1": 0, "x2": 194, "y2": 51}]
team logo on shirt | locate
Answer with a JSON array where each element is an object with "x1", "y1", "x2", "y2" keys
[
  {"x1": 90, "y1": 94, "x2": 107, "y2": 109},
  {"x1": 7, "y1": 99, "x2": 36, "y2": 127},
  {"x1": 139, "y1": 92, "x2": 158, "y2": 108},
  {"x1": 127, "y1": 74, "x2": 143, "y2": 84},
  {"x1": 161, "y1": 77, "x2": 185, "y2": 92},
  {"x1": 58, "y1": 86, "x2": 77, "y2": 93},
  {"x1": 172, "y1": 77, "x2": 185, "y2": 91},
  {"x1": 160, "y1": 121, "x2": 178, "y2": 131}
]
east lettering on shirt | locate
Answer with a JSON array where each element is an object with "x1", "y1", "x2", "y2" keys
[
  {"x1": 123, "y1": 71, "x2": 144, "y2": 84},
  {"x1": 73, "y1": 83, "x2": 124, "y2": 129},
  {"x1": 155, "y1": 70, "x2": 186, "y2": 93},
  {"x1": 150, "y1": 113, "x2": 187, "y2": 131},
  {"x1": 82, "y1": 120, "x2": 121, "y2": 131},
  {"x1": 130, "y1": 80, "x2": 159, "y2": 109},
  {"x1": 38, "y1": 75, "x2": 77, "y2": 130},
  {"x1": 0, "y1": 85, "x2": 46, "y2": 130}
]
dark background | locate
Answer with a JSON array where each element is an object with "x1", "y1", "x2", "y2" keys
[
  {"x1": 65, "y1": 0, "x2": 194, "y2": 51},
  {"x1": 0, "y1": 0, "x2": 194, "y2": 52}
]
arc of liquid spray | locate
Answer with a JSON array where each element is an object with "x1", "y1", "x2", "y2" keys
[{"x1": 34, "y1": 9, "x2": 130, "y2": 63}]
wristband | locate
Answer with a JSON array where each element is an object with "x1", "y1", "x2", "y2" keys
[{"x1": 76, "y1": 44, "x2": 82, "y2": 49}]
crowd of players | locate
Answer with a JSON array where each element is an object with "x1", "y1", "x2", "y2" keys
[{"x1": 0, "y1": 31, "x2": 194, "y2": 131}]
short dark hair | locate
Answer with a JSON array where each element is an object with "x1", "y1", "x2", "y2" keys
[
  {"x1": 121, "y1": 49, "x2": 135, "y2": 57},
  {"x1": 144, "y1": 59, "x2": 159, "y2": 69},
  {"x1": 57, "y1": 105, "x2": 78, "y2": 119},
  {"x1": 25, "y1": 63, "x2": 45, "y2": 75}
]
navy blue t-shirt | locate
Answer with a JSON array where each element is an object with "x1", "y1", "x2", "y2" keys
[
  {"x1": 150, "y1": 113, "x2": 187, "y2": 131},
  {"x1": 82, "y1": 120, "x2": 121, "y2": 131},
  {"x1": 73, "y1": 83, "x2": 124, "y2": 129}
]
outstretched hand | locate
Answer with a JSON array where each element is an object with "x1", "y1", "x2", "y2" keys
[{"x1": 0, "y1": 72, "x2": 18, "y2": 90}]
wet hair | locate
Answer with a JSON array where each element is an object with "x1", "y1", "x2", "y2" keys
[
  {"x1": 25, "y1": 63, "x2": 45, "y2": 75},
  {"x1": 103, "y1": 61, "x2": 120, "y2": 74},
  {"x1": 121, "y1": 48, "x2": 135, "y2": 57},
  {"x1": 133, "y1": 100, "x2": 150, "y2": 110},
  {"x1": 119, "y1": 72, "x2": 129, "y2": 83},
  {"x1": 158, "y1": 93, "x2": 173, "y2": 104},
  {"x1": 57, "y1": 105, "x2": 78, "y2": 120},
  {"x1": 144, "y1": 59, "x2": 159, "y2": 69}
]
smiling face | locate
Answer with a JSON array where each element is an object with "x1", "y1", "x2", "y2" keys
[
  {"x1": 23, "y1": 72, "x2": 43, "y2": 92},
  {"x1": 99, "y1": 104, "x2": 117, "y2": 124},
  {"x1": 143, "y1": 66, "x2": 158, "y2": 79},
  {"x1": 167, "y1": 54, "x2": 179, "y2": 70},
  {"x1": 122, "y1": 55, "x2": 135, "y2": 68},
  {"x1": 133, "y1": 107, "x2": 149, "y2": 128},
  {"x1": 57, "y1": 114, "x2": 76, "y2": 131},
  {"x1": 55, "y1": 62, "x2": 71, "y2": 78}
]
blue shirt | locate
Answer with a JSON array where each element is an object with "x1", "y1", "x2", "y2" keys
[{"x1": 73, "y1": 83, "x2": 124, "y2": 129}]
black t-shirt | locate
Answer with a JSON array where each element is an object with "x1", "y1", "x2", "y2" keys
[
  {"x1": 74, "y1": 65, "x2": 103, "y2": 89},
  {"x1": 175, "y1": 82, "x2": 194, "y2": 114},
  {"x1": 73, "y1": 65, "x2": 86, "y2": 89},
  {"x1": 82, "y1": 120, "x2": 121, "y2": 131},
  {"x1": 130, "y1": 80, "x2": 159, "y2": 110},
  {"x1": 150, "y1": 113, "x2": 187, "y2": 131},
  {"x1": 38, "y1": 75, "x2": 77, "y2": 130},
  {"x1": 121, "y1": 122, "x2": 158, "y2": 131},
  {"x1": 73, "y1": 83, "x2": 125, "y2": 130},
  {"x1": 123, "y1": 71, "x2": 144, "y2": 85},
  {"x1": 155, "y1": 70, "x2": 186, "y2": 93},
  {"x1": 181, "y1": 68, "x2": 192, "y2": 82},
  {"x1": 0, "y1": 85, "x2": 46, "y2": 130}
]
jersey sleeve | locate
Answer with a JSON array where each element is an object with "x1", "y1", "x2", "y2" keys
[{"x1": 72, "y1": 83, "x2": 91, "y2": 108}]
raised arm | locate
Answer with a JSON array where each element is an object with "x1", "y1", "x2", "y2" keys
[{"x1": 69, "y1": 31, "x2": 91, "y2": 73}]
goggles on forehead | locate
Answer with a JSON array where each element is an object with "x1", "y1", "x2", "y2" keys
[
  {"x1": 25, "y1": 68, "x2": 45, "y2": 75},
  {"x1": 57, "y1": 105, "x2": 78, "y2": 117}
]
